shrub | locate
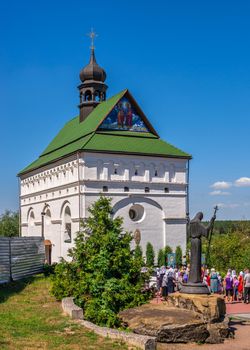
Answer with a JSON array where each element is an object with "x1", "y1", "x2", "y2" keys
[
  {"x1": 146, "y1": 242, "x2": 155, "y2": 267},
  {"x1": 164, "y1": 245, "x2": 173, "y2": 265},
  {"x1": 43, "y1": 263, "x2": 57, "y2": 277},
  {"x1": 51, "y1": 196, "x2": 151, "y2": 327},
  {"x1": 175, "y1": 246, "x2": 182, "y2": 268},
  {"x1": 134, "y1": 244, "x2": 143, "y2": 261},
  {"x1": 157, "y1": 249, "x2": 165, "y2": 266}
]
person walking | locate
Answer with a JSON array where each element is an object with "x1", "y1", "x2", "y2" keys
[
  {"x1": 244, "y1": 269, "x2": 250, "y2": 304},
  {"x1": 233, "y1": 275, "x2": 239, "y2": 302},
  {"x1": 238, "y1": 271, "x2": 244, "y2": 301},
  {"x1": 210, "y1": 268, "x2": 219, "y2": 293},
  {"x1": 167, "y1": 268, "x2": 176, "y2": 293},
  {"x1": 225, "y1": 272, "x2": 234, "y2": 303},
  {"x1": 161, "y1": 270, "x2": 168, "y2": 301}
]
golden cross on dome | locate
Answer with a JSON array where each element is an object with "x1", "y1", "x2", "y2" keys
[{"x1": 87, "y1": 28, "x2": 98, "y2": 49}]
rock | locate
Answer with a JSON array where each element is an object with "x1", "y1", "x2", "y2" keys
[
  {"x1": 119, "y1": 303, "x2": 208, "y2": 343},
  {"x1": 61, "y1": 297, "x2": 83, "y2": 320},
  {"x1": 157, "y1": 323, "x2": 209, "y2": 343},
  {"x1": 205, "y1": 317, "x2": 230, "y2": 344},
  {"x1": 167, "y1": 292, "x2": 226, "y2": 322},
  {"x1": 78, "y1": 319, "x2": 157, "y2": 350}
]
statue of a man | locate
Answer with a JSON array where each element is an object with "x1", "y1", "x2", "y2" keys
[{"x1": 188, "y1": 212, "x2": 215, "y2": 284}]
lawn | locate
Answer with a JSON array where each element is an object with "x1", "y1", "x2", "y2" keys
[{"x1": 0, "y1": 275, "x2": 128, "y2": 350}]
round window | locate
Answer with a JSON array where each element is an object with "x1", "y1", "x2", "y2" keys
[{"x1": 129, "y1": 204, "x2": 145, "y2": 222}]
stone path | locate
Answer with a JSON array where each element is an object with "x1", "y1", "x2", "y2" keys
[{"x1": 226, "y1": 300, "x2": 250, "y2": 319}]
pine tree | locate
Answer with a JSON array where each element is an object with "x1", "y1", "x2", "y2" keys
[
  {"x1": 134, "y1": 244, "x2": 143, "y2": 260},
  {"x1": 146, "y1": 242, "x2": 155, "y2": 267},
  {"x1": 51, "y1": 196, "x2": 151, "y2": 327},
  {"x1": 175, "y1": 245, "x2": 183, "y2": 268},
  {"x1": 164, "y1": 245, "x2": 173, "y2": 265},
  {"x1": 157, "y1": 248, "x2": 165, "y2": 266}
]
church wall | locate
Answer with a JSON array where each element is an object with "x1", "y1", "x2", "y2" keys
[
  {"x1": 20, "y1": 153, "x2": 82, "y2": 262},
  {"x1": 165, "y1": 220, "x2": 187, "y2": 256},
  {"x1": 82, "y1": 152, "x2": 188, "y2": 262},
  {"x1": 20, "y1": 151, "x2": 188, "y2": 263}
]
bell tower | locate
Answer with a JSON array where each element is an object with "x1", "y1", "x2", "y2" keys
[{"x1": 78, "y1": 30, "x2": 108, "y2": 122}]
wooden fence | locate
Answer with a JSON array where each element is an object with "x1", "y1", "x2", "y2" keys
[{"x1": 0, "y1": 237, "x2": 45, "y2": 284}]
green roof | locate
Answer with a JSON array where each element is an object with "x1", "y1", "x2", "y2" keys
[{"x1": 19, "y1": 89, "x2": 191, "y2": 175}]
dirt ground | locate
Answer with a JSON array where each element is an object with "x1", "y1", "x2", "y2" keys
[{"x1": 157, "y1": 320, "x2": 250, "y2": 350}]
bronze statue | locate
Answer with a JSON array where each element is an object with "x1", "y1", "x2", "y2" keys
[
  {"x1": 180, "y1": 211, "x2": 216, "y2": 294},
  {"x1": 188, "y1": 212, "x2": 215, "y2": 284}
]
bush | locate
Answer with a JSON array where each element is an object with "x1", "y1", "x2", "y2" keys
[
  {"x1": 146, "y1": 242, "x2": 155, "y2": 267},
  {"x1": 175, "y1": 246, "x2": 182, "y2": 268},
  {"x1": 134, "y1": 244, "x2": 143, "y2": 261},
  {"x1": 157, "y1": 248, "x2": 165, "y2": 267},
  {"x1": 51, "y1": 196, "x2": 151, "y2": 327},
  {"x1": 43, "y1": 263, "x2": 57, "y2": 277},
  {"x1": 164, "y1": 245, "x2": 173, "y2": 265}
]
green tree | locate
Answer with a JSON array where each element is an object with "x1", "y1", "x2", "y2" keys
[
  {"x1": 157, "y1": 248, "x2": 165, "y2": 266},
  {"x1": 134, "y1": 244, "x2": 143, "y2": 261},
  {"x1": 146, "y1": 242, "x2": 155, "y2": 267},
  {"x1": 157, "y1": 245, "x2": 173, "y2": 266},
  {"x1": 175, "y1": 246, "x2": 182, "y2": 268},
  {"x1": 51, "y1": 196, "x2": 151, "y2": 327},
  {"x1": 164, "y1": 245, "x2": 173, "y2": 265},
  {"x1": 0, "y1": 210, "x2": 19, "y2": 237}
]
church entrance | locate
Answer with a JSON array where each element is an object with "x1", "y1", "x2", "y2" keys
[{"x1": 44, "y1": 239, "x2": 52, "y2": 265}]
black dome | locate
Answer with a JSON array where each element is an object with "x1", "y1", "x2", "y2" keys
[{"x1": 79, "y1": 48, "x2": 106, "y2": 83}]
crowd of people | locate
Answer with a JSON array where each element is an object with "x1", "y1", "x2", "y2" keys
[{"x1": 156, "y1": 265, "x2": 250, "y2": 304}]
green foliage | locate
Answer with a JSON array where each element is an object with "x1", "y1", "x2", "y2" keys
[
  {"x1": 157, "y1": 245, "x2": 173, "y2": 266},
  {"x1": 209, "y1": 230, "x2": 250, "y2": 274},
  {"x1": 157, "y1": 249, "x2": 165, "y2": 267},
  {"x1": 146, "y1": 242, "x2": 155, "y2": 267},
  {"x1": 51, "y1": 196, "x2": 151, "y2": 328},
  {"x1": 134, "y1": 244, "x2": 143, "y2": 261},
  {"x1": 43, "y1": 263, "x2": 57, "y2": 277},
  {"x1": 187, "y1": 220, "x2": 250, "y2": 273},
  {"x1": 0, "y1": 210, "x2": 19, "y2": 237},
  {"x1": 164, "y1": 245, "x2": 173, "y2": 265},
  {"x1": 175, "y1": 246, "x2": 182, "y2": 267}
]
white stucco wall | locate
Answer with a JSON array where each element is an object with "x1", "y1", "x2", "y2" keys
[{"x1": 20, "y1": 152, "x2": 188, "y2": 263}]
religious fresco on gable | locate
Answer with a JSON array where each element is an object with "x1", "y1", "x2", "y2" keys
[{"x1": 99, "y1": 97, "x2": 149, "y2": 132}]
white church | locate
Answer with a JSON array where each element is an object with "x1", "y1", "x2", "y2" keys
[{"x1": 18, "y1": 38, "x2": 191, "y2": 264}]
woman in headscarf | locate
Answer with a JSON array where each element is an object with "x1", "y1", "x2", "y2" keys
[
  {"x1": 238, "y1": 271, "x2": 244, "y2": 301},
  {"x1": 210, "y1": 268, "x2": 219, "y2": 293},
  {"x1": 225, "y1": 272, "x2": 234, "y2": 303}
]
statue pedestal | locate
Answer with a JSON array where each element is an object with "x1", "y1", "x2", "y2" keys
[{"x1": 180, "y1": 282, "x2": 210, "y2": 295}]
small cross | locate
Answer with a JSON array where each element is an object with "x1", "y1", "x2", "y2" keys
[{"x1": 87, "y1": 28, "x2": 98, "y2": 49}]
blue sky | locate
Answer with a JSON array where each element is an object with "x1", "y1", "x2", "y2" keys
[{"x1": 0, "y1": 0, "x2": 250, "y2": 220}]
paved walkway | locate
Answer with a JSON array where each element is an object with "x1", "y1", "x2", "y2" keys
[{"x1": 226, "y1": 301, "x2": 250, "y2": 319}]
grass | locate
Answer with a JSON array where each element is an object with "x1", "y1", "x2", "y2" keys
[{"x1": 0, "y1": 275, "x2": 128, "y2": 350}]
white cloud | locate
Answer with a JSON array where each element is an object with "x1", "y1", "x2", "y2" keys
[
  {"x1": 234, "y1": 177, "x2": 250, "y2": 187},
  {"x1": 216, "y1": 203, "x2": 240, "y2": 209},
  {"x1": 209, "y1": 190, "x2": 231, "y2": 196},
  {"x1": 210, "y1": 181, "x2": 232, "y2": 190}
]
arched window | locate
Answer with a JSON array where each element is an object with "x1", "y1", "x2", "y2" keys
[
  {"x1": 94, "y1": 91, "x2": 101, "y2": 101},
  {"x1": 64, "y1": 206, "x2": 72, "y2": 243},
  {"x1": 85, "y1": 90, "x2": 92, "y2": 101},
  {"x1": 28, "y1": 210, "x2": 35, "y2": 227},
  {"x1": 45, "y1": 208, "x2": 51, "y2": 225}
]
